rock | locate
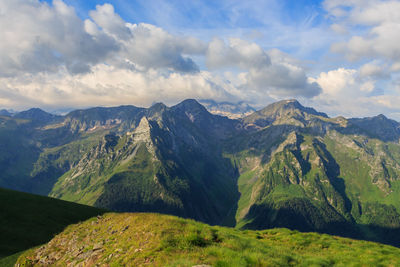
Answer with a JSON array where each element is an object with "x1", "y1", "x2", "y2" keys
[{"x1": 93, "y1": 241, "x2": 104, "y2": 250}]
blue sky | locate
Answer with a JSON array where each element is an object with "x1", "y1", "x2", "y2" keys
[
  {"x1": 1, "y1": 0, "x2": 400, "y2": 119},
  {"x1": 54, "y1": 0, "x2": 325, "y2": 27}
]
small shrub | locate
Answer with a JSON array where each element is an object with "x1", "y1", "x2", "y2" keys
[
  {"x1": 160, "y1": 236, "x2": 179, "y2": 250},
  {"x1": 211, "y1": 229, "x2": 222, "y2": 243},
  {"x1": 186, "y1": 233, "x2": 209, "y2": 247}
]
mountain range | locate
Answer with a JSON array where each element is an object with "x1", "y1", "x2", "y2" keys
[{"x1": 1, "y1": 99, "x2": 400, "y2": 246}]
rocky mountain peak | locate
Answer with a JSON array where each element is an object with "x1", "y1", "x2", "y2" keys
[
  {"x1": 173, "y1": 99, "x2": 208, "y2": 113},
  {"x1": 146, "y1": 103, "x2": 168, "y2": 120},
  {"x1": 376, "y1": 114, "x2": 387, "y2": 119},
  {"x1": 242, "y1": 99, "x2": 327, "y2": 128},
  {"x1": 14, "y1": 108, "x2": 58, "y2": 123},
  {"x1": 348, "y1": 114, "x2": 400, "y2": 142},
  {"x1": 171, "y1": 99, "x2": 212, "y2": 124},
  {"x1": 149, "y1": 102, "x2": 167, "y2": 111},
  {"x1": 263, "y1": 99, "x2": 327, "y2": 117},
  {"x1": 0, "y1": 109, "x2": 12, "y2": 117}
]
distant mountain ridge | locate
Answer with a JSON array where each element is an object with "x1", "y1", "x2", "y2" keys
[
  {"x1": 199, "y1": 99, "x2": 256, "y2": 119},
  {"x1": 0, "y1": 109, "x2": 12, "y2": 117},
  {"x1": 13, "y1": 108, "x2": 61, "y2": 123},
  {"x1": 1, "y1": 99, "x2": 400, "y2": 246}
]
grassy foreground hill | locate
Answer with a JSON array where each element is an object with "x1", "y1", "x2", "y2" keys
[
  {"x1": 0, "y1": 187, "x2": 105, "y2": 258},
  {"x1": 16, "y1": 212, "x2": 400, "y2": 266}
]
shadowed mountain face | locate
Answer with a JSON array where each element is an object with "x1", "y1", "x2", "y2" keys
[
  {"x1": 0, "y1": 187, "x2": 104, "y2": 258},
  {"x1": 2, "y1": 99, "x2": 400, "y2": 246},
  {"x1": 347, "y1": 114, "x2": 400, "y2": 142}
]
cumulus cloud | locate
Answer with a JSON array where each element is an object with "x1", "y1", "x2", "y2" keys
[
  {"x1": 307, "y1": 66, "x2": 398, "y2": 118},
  {"x1": 206, "y1": 38, "x2": 271, "y2": 70},
  {"x1": 245, "y1": 64, "x2": 321, "y2": 97},
  {"x1": 312, "y1": 0, "x2": 400, "y2": 119},
  {"x1": 89, "y1": 3, "x2": 206, "y2": 73},
  {"x1": 330, "y1": 23, "x2": 348, "y2": 34},
  {"x1": 89, "y1": 4, "x2": 132, "y2": 41},
  {"x1": 314, "y1": 68, "x2": 357, "y2": 96},
  {"x1": 312, "y1": 67, "x2": 383, "y2": 96},
  {"x1": 324, "y1": 0, "x2": 400, "y2": 62},
  {"x1": 206, "y1": 39, "x2": 321, "y2": 98},
  {"x1": 0, "y1": 65, "x2": 237, "y2": 110},
  {"x1": 0, "y1": 0, "x2": 340, "y2": 112},
  {"x1": 0, "y1": 0, "x2": 119, "y2": 76},
  {"x1": 0, "y1": 0, "x2": 205, "y2": 76},
  {"x1": 391, "y1": 62, "x2": 400, "y2": 72},
  {"x1": 120, "y1": 23, "x2": 205, "y2": 72},
  {"x1": 359, "y1": 62, "x2": 388, "y2": 79},
  {"x1": 0, "y1": 0, "x2": 226, "y2": 110}
]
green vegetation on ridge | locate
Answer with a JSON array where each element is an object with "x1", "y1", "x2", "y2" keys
[{"x1": 16, "y1": 212, "x2": 400, "y2": 266}]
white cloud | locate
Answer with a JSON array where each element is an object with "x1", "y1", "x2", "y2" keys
[
  {"x1": 3, "y1": 0, "x2": 399, "y2": 120},
  {"x1": 89, "y1": 3, "x2": 207, "y2": 73},
  {"x1": 119, "y1": 23, "x2": 205, "y2": 72},
  {"x1": 245, "y1": 63, "x2": 321, "y2": 98},
  {"x1": 0, "y1": 65, "x2": 237, "y2": 110},
  {"x1": 359, "y1": 62, "x2": 388, "y2": 78},
  {"x1": 0, "y1": 0, "x2": 229, "y2": 110},
  {"x1": 391, "y1": 62, "x2": 400, "y2": 72},
  {"x1": 311, "y1": 68, "x2": 357, "y2": 96},
  {"x1": 206, "y1": 38, "x2": 271, "y2": 70},
  {"x1": 330, "y1": 23, "x2": 348, "y2": 34},
  {"x1": 0, "y1": 0, "x2": 206, "y2": 76},
  {"x1": 324, "y1": 0, "x2": 400, "y2": 62},
  {"x1": 350, "y1": 1, "x2": 400, "y2": 25},
  {"x1": 206, "y1": 39, "x2": 321, "y2": 98},
  {"x1": 0, "y1": 0, "x2": 118, "y2": 76},
  {"x1": 307, "y1": 66, "x2": 398, "y2": 118},
  {"x1": 312, "y1": 0, "x2": 400, "y2": 119},
  {"x1": 89, "y1": 3, "x2": 131, "y2": 41}
]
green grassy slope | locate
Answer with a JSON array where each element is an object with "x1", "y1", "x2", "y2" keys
[
  {"x1": 0, "y1": 252, "x2": 23, "y2": 267},
  {"x1": 229, "y1": 130, "x2": 400, "y2": 245},
  {"x1": 16, "y1": 212, "x2": 400, "y2": 266},
  {"x1": 0, "y1": 187, "x2": 105, "y2": 258}
]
